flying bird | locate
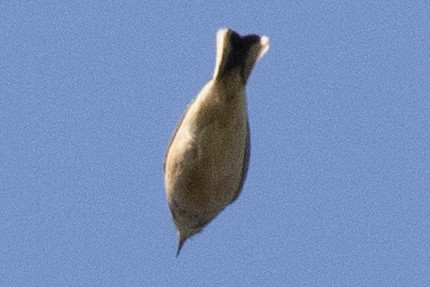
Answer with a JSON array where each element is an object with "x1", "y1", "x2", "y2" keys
[{"x1": 164, "y1": 28, "x2": 269, "y2": 256}]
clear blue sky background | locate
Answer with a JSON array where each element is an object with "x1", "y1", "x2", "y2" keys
[{"x1": 1, "y1": 1, "x2": 429, "y2": 286}]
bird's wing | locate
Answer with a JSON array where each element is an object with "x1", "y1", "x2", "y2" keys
[{"x1": 231, "y1": 120, "x2": 250, "y2": 203}]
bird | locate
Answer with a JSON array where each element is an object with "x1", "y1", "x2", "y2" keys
[{"x1": 164, "y1": 28, "x2": 269, "y2": 256}]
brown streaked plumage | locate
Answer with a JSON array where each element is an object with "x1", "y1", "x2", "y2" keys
[{"x1": 164, "y1": 28, "x2": 269, "y2": 256}]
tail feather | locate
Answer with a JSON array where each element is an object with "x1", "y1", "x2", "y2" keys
[{"x1": 213, "y1": 29, "x2": 269, "y2": 83}]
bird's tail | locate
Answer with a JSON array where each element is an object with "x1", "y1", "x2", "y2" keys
[{"x1": 213, "y1": 29, "x2": 269, "y2": 83}]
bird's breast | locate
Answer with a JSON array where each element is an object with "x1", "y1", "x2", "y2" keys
[{"x1": 165, "y1": 83, "x2": 248, "y2": 211}]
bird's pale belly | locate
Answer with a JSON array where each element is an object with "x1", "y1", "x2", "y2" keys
[{"x1": 167, "y1": 113, "x2": 247, "y2": 216}]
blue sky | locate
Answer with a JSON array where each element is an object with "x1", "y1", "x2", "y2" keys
[{"x1": 1, "y1": 1, "x2": 429, "y2": 286}]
